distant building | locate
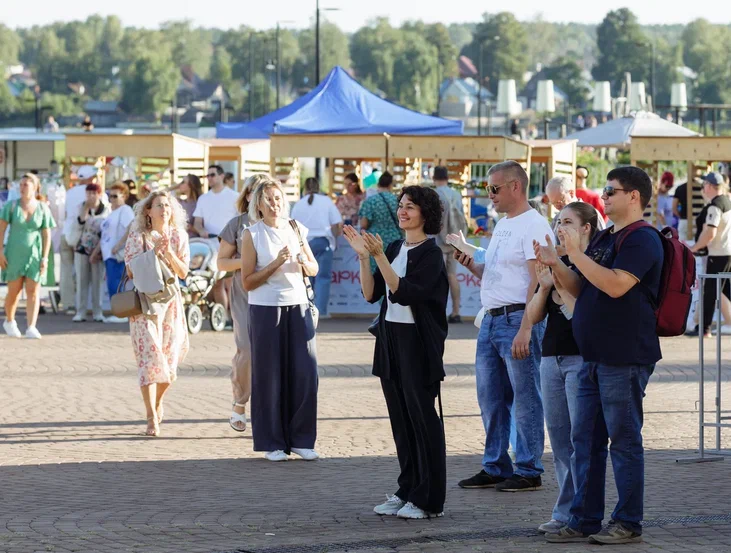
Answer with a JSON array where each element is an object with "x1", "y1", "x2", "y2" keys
[
  {"x1": 438, "y1": 77, "x2": 494, "y2": 119},
  {"x1": 83, "y1": 101, "x2": 123, "y2": 127},
  {"x1": 176, "y1": 65, "x2": 228, "y2": 113}
]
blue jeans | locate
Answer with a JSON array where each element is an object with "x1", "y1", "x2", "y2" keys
[
  {"x1": 568, "y1": 362, "x2": 654, "y2": 535},
  {"x1": 105, "y1": 258, "x2": 126, "y2": 301},
  {"x1": 476, "y1": 310, "x2": 545, "y2": 478},
  {"x1": 541, "y1": 355, "x2": 583, "y2": 524},
  {"x1": 308, "y1": 238, "x2": 333, "y2": 317}
]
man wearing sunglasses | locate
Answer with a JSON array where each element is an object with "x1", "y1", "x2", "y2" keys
[
  {"x1": 456, "y1": 160, "x2": 552, "y2": 493},
  {"x1": 193, "y1": 165, "x2": 239, "y2": 314},
  {"x1": 538, "y1": 166, "x2": 663, "y2": 545}
]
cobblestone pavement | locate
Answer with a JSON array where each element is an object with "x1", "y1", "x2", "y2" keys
[{"x1": 1, "y1": 307, "x2": 731, "y2": 553}]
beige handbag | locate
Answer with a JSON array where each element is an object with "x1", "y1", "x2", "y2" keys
[
  {"x1": 110, "y1": 234, "x2": 147, "y2": 318},
  {"x1": 110, "y1": 273, "x2": 142, "y2": 318}
]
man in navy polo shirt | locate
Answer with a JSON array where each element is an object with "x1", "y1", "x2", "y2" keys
[{"x1": 537, "y1": 166, "x2": 663, "y2": 545}]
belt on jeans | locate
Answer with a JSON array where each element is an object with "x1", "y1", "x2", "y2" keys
[{"x1": 487, "y1": 303, "x2": 526, "y2": 317}]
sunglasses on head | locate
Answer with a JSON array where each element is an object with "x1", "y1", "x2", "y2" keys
[{"x1": 602, "y1": 185, "x2": 632, "y2": 197}]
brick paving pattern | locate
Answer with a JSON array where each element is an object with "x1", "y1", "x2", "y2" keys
[{"x1": 1, "y1": 308, "x2": 731, "y2": 552}]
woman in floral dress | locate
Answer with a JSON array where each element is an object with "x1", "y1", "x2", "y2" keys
[
  {"x1": 335, "y1": 172, "x2": 365, "y2": 226},
  {"x1": 124, "y1": 191, "x2": 190, "y2": 436}
]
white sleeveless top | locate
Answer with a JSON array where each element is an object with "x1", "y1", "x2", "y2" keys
[{"x1": 248, "y1": 220, "x2": 309, "y2": 307}]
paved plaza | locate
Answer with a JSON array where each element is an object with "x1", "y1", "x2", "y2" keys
[{"x1": 2, "y1": 301, "x2": 731, "y2": 553}]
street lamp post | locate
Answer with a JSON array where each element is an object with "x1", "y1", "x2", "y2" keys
[
  {"x1": 314, "y1": 1, "x2": 339, "y2": 179},
  {"x1": 275, "y1": 20, "x2": 295, "y2": 110},
  {"x1": 477, "y1": 44, "x2": 483, "y2": 136}
]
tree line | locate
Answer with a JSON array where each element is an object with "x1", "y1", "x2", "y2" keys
[{"x1": 0, "y1": 9, "x2": 729, "y2": 123}]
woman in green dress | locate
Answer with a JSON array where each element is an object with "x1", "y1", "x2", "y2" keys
[{"x1": 0, "y1": 173, "x2": 56, "y2": 339}]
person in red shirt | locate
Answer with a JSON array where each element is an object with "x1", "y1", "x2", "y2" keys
[{"x1": 574, "y1": 165, "x2": 608, "y2": 223}]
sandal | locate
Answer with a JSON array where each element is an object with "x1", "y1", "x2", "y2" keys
[
  {"x1": 145, "y1": 416, "x2": 160, "y2": 437},
  {"x1": 229, "y1": 402, "x2": 247, "y2": 432}
]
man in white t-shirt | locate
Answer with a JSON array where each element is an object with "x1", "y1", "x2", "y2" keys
[
  {"x1": 194, "y1": 165, "x2": 239, "y2": 315},
  {"x1": 456, "y1": 161, "x2": 551, "y2": 493}
]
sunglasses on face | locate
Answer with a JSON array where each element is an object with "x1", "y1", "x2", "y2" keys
[
  {"x1": 207, "y1": 173, "x2": 218, "y2": 178},
  {"x1": 602, "y1": 185, "x2": 632, "y2": 197},
  {"x1": 108, "y1": 194, "x2": 120, "y2": 199},
  {"x1": 485, "y1": 179, "x2": 516, "y2": 196}
]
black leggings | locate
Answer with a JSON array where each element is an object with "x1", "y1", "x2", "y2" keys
[{"x1": 702, "y1": 255, "x2": 731, "y2": 333}]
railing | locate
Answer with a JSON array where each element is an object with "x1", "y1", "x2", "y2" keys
[{"x1": 677, "y1": 272, "x2": 731, "y2": 464}]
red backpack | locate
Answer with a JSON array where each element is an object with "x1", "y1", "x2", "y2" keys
[{"x1": 615, "y1": 221, "x2": 696, "y2": 337}]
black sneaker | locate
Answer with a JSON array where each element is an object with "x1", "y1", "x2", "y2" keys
[
  {"x1": 495, "y1": 475, "x2": 542, "y2": 492},
  {"x1": 458, "y1": 470, "x2": 504, "y2": 489},
  {"x1": 49, "y1": 291, "x2": 60, "y2": 314},
  {"x1": 448, "y1": 315, "x2": 462, "y2": 324}
]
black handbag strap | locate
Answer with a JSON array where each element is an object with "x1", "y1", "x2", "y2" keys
[
  {"x1": 288, "y1": 220, "x2": 315, "y2": 301},
  {"x1": 378, "y1": 193, "x2": 400, "y2": 231}
]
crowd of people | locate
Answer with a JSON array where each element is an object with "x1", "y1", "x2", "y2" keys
[{"x1": 3, "y1": 155, "x2": 727, "y2": 539}]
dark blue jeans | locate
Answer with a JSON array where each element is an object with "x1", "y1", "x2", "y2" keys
[
  {"x1": 476, "y1": 310, "x2": 545, "y2": 478},
  {"x1": 308, "y1": 237, "x2": 333, "y2": 316},
  {"x1": 568, "y1": 362, "x2": 654, "y2": 535}
]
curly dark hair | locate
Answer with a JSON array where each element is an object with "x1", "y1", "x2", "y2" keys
[{"x1": 399, "y1": 185, "x2": 443, "y2": 235}]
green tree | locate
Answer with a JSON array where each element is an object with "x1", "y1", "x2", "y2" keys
[
  {"x1": 160, "y1": 21, "x2": 213, "y2": 78},
  {"x1": 0, "y1": 70, "x2": 17, "y2": 116},
  {"x1": 121, "y1": 53, "x2": 179, "y2": 115},
  {"x1": 543, "y1": 57, "x2": 589, "y2": 106},
  {"x1": 210, "y1": 46, "x2": 233, "y2": 89},
  {"x1": 447, "y1": 24, "x2": 474, "y2": 52},
  {"x1": 593, "y1": 9, "x2": 650, "y2": 93},
  {"x1": 350, "y1": 18, "x2": 402, "y2": 97},
  {"x1": 681, "y1": 19, "x2": 731, "y2": 103},
  {"x1": 294, "y1": 22, "x2": 350, "y2": 88},
  {"x1": 462, "y1": 12, "x2": 530, "y2": 95},
  {"x1": 426, "y1": 23, "x2": 458, "y2": 79},
  {"x1": 393, "y1": 33, "x2": 440, "y2": 111},
  {"x1": 0, "y1": 25, "x2": 22, "y2": 65}
]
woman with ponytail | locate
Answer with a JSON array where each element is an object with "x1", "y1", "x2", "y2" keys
[{"x1": 291, "y1": 177, "x2": 343, "y2": 318}]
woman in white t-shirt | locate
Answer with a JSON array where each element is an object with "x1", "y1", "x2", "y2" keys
[
  {"x1": 291, "y1": 177, "x2": 343, "y2": 318},
  {"x1": 241, "y1": 176, "x2": 320, "y2": 462},
  {"x1": 92, "y1": 181, "x2": 135, "y2": 323}
]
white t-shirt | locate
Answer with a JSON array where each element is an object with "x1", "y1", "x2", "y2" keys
[
  {"x1": 480, "y1": 208, "x2": 553, "y2": 309},
  {"x1": 100, "y1": 205, "x2": 135, "y2": 260},
  {"x1": 706, "y1": 196, "x2": 731, "y2": 256},
  {"x1": 247, "y1": 220, "x2": 309, "y2": 307},
  {"x1": 192, "y1": 186, "x2": 239, "y2": 236},
  {"x1": 291, "y1": 194, "x2": 342, "y2": 250},
  {"x1": 385, "y1": 243, "x2": 415, "y2": 324}
]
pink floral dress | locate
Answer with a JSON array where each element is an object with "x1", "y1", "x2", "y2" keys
[{"x1": 124, "y1": 227, "x2": 190, "y2": 387}]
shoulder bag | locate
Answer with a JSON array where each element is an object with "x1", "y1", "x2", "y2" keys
[
  {"x1": 110, "y1": 234, "x2": 148, "y2": 318},
  {"x1": 288, "y1": 220, "x2": 319, "y2": 329}
]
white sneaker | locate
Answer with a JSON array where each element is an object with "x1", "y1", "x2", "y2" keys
[
  {"x1": 373, "y1": 494, "x2": 406, "y2": 516},
  {"x1": 264, "y1": 450, "x2": 288, "y2": 462},
  {"x1": 93, "y1": 312, "x2": 105, "y2": 322},
  {"x1": 538, "y1": 519, "x2": 566, "y2": 534},
  {"x1": 291, "y1": 448, "x2": 319, "y2": 461},
  {"x1": 72, "y1": 313, "x2": 87, "y2": 322},
  {"x1": 3, "y1": 320, "x2": 22, "y2": 338},
  {"x1": 24, "y1": 326, "x2": 42, "y2": 339},
  {"x1": 103, "y1": 316, "x2": 128, "y2": 324},
  {"x1": 396, "y1": 502, "x2": 444, "y2": 519}
]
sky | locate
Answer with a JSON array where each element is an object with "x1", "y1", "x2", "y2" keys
[{"x1": 4, "y1": 1, "x2": 728, "y2": 31}]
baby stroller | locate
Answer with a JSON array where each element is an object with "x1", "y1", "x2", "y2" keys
[{"x1": 181, "y1": 238, "x2": 227, "y2": 334}]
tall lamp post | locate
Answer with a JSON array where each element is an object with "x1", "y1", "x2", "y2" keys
[
  {"x1": 477, "y1": 35, "x2": 499, "y2": 136},
  {"x1": 636, "y1": 36, "x2": 656, "y2": 110},
  {"x1": 315, "y1": 0, "x2": 339, "y2": 179},
  {"x1": 275, "y1": 21, "x2": 295, "y2": 110}
]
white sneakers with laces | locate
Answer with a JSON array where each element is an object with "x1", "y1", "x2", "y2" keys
[
  {"x1": 396, "y1": 502, "x2": 444, "y2": 519},
  {"x1": 72, "y1": 313, "x2": 87, "y2": 323},
  {"x1": 373, "y1": 494, "x2": 406, "y2": 516},
  {"x1": 291, "y1": 448, "x2": 319, "y2": 461},
  {"x1": 3, "y1": 319, "x2": 22, "y2": 338},
  {"x1": 264, "y1": 450, "x2": 288, "y2": 462}
]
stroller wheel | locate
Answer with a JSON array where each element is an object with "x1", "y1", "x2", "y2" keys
[
  {"x1": 210, "y1": 303, "x2": 227, "y2": 332},
  {"x1": 186, "y1": 304, "x2": 204, "y2": 334}
]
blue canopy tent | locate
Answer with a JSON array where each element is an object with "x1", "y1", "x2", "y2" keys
[{"x1": 217, "y1": 66, "x2": 463, "y2": 138}]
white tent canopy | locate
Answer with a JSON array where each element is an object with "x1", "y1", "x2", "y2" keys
[{"x1": 567, "y1": 111, "x2": 699, "y2": 148}]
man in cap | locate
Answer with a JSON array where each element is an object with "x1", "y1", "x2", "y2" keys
[{"x1": 686, "y1": 172, "x2": 731, "y2": 338}]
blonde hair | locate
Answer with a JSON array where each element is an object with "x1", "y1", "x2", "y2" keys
[
  {"x1": 133, "y1": 190, "x2": 188, "y2": 233},
  {"x1": 237, "y1": 173, "x2": 272, "y2": 214},
  {"x1": 248, "y1": 176, "x2": 289, "y2": 222}
]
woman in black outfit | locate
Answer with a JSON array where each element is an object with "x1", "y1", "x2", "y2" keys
[{"x1": 343, "y1": 185, "x2": 448, "y2": 520}]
